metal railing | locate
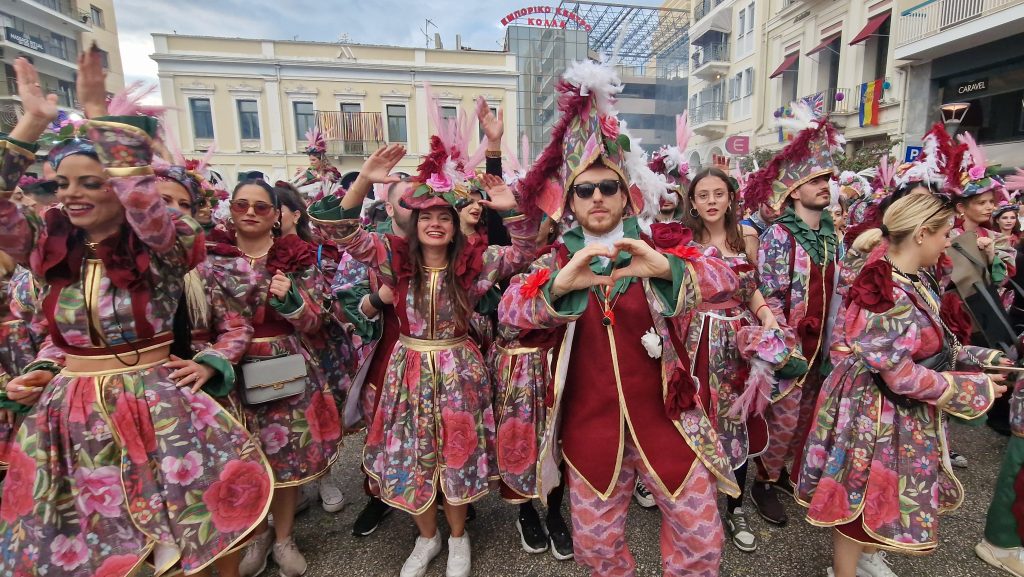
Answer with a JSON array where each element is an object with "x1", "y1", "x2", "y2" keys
[
  {"x1": 28, "y1": 0, "x2": 79, "y2": 20},
  {"x1": 896, "y1": 0, "x2": 1021, "y2": 47},
  {"x1": 314, "y1": 111, "x2": 385, "y2": 156},
  {"x1": 691, "y1": 43, "x2": 730, "y2": 69},
  {"x1": 693, "y1": 0, "x2": 727, "y2": 22},
  {"x1": 689, "y1": 101, "x2": 727, "y2": 125}
]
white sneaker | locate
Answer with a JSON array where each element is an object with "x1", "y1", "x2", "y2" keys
[
  {"x1": 858, "y1": 551, "x2": 898, "y2": 577},
  {"x1": 319, "y1": 476, "x2": 346, "y2": 513},
  {"x1": 633, "y1": 479, "x2": 656, "y2": 509},
  {"x1": 400, "y1": 533, "x2": 442, "y2": 577},
  {"x1": 951, "y1": 452, "x2": 969, "y2": 469},
  {"x1": 976, "y1": 540, "x2": 1024, "y2": 577},
  {"x1": 447, "y1": 534, "x2": 471, "y2": 577},
  {"x1": 725, "y1": 507, "x2": 757, "y2": 552}
]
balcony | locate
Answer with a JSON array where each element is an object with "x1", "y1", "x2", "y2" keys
[
  {"x1": 689, "y1": 101, "x2": 727, "y2": 138},
  {"x1": 19, "y1": 0, "x2": 91, "y2": 32},
  {"x1": 693, "y1": 0, "x2": 727, "y2": 22},
  {"x1": 1, "y1": 70, "x2": 77, "y2": 109},
  {"x1": 690, "y1": 43, "x2": 730, "y2": 81},
  {"x1": 315, "y1": 111, "x2": 385, "y2": 157},
  {"x1": 895, "y1": 0, "x2": 1024, "y2": 61}
]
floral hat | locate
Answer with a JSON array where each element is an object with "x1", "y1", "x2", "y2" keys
[
  {"x1": 835, "y1": 170, "x2": 872, "y2": 202},
  {"x1": 994, "y1": 201, "x2": 1018, "y2": 220},
  {"x1": 517, "y1": 58, "x2": 670, "y2": 225},
  {"x1": 892, "y1": 123, "x2": 956, "y2": 193},
  {"x1": 305, "y1": 128, "x2": 327, "y2": 157},
  {"x1": 743, "y1": 101, "x2": 845, "y2": 212},
  {"x1": 648, "y1": 112, "x2": 693, "y2": 192},
  {"x1": 956, "y1": 131, "x2": 1006, "y2": 200}
]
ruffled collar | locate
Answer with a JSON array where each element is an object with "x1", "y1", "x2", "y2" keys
[{"x1": 775, "y1": 207, "x2": 837, "y2": 265}]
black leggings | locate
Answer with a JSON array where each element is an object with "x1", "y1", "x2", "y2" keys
[{"x1": 726, "y1": 461, "x2": 748, "y2": 511}]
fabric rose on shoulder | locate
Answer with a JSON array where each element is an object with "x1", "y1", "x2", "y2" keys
[
  {"x1": 266, "y1": 234, "x2": 316, "y2": 275},
  {"x1": 649, "y1": 222, "x2": 693, "y2": 250},
  {"x1": 849, "y1": 260, "x2": 896, "y2": 314}
]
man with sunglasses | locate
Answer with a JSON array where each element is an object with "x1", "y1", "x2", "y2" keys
[
  {"x1": 500, "y1": 58, "x2": 742, "y2": 577},
  {"x1": 741, "y1": 109, "x2": 845, "y2": 533}
]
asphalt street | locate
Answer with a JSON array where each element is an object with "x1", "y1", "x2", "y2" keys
[{"x1": 285, "y1": 421, "x2": 1011, "y2": 577}]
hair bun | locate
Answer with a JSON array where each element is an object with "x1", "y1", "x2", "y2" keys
[{"x1": 880, "y1": 224, "x2": 890, "y2": 237}]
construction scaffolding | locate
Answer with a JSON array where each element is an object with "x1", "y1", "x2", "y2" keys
[{"x1": 555, "y1": 0, "x2": 691, "y2": 69}]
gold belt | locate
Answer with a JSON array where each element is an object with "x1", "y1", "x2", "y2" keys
[
  {"x1": 496, "y1": 344, "x2": 540, "y2": 356},
  {"x1": 63, "y1": 343, "x2": 172, "y2": 377},
  {"x1": 398, "y1": 335, "x2": 469, "y2": 352}
]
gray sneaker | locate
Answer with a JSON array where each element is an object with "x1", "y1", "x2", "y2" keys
[
  {"x1": 238, "y1": 529, "x2": 273, "y2": 577},
  {"x1": 272, "y1": 537, "x2": 308, "y2": 577},
  {"x1": 725, "y1": 507, "x2": 757, "y2": 552}
]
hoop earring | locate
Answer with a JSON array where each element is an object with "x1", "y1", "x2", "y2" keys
[
  {"x1": 689, "y1": 208, "x2": 698, "y2": 218},
  {"x1": 726, "y1": 206, "x2": 732, "y2": 215},
  {"x1": 273, "y1": 221, "x2": 281, "y2": 230}
]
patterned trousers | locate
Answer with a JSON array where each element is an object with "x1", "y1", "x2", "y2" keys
[
  {"x1": 757, "y1": 369, "x2": 823, "y2": 482},
  {"x1": 567, "y1": 439, "x2": 723, "y2": 577}
]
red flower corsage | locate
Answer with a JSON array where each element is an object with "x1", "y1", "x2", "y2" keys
[
  {"x1": 520, "y1": 268, "x2": 552, "y2": 299},
  {"x1": 849, "y1": 260, "x2": 896, "y2": 314},
  {"x1": 266, "y1": 235, "x2": 316, "y2": 274},
  {"x1": 649, "y1": 222, "x2": 693, "y2": 250}
]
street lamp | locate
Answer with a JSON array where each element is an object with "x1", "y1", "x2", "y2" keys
[{"x1": 939, "y1": 102, "x2": 970, "y2": 136}]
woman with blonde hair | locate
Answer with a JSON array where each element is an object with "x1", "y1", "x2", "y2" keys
[{"x1": 797, "y1": 193, "x2": 1010, "y2": 577}]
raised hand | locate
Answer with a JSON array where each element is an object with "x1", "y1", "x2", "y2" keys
[
  {"x1": 9, "y1": 57, "x2": 59, "y2": 144},
  {"x1": 550, "y1": 244, "x2": 615, "y2": 298},
  {"x1": 77, "y1": 44, "x2": 108, "y2": 119},
  {"x1": 610, "y1": 239, "x2": 672, "y2": 282},
  {"x1": 477, "y1": 96, "x2": 504, "y2": 147},
  {"x1": 478, "y1": 173, "x2": 517, "y2": 212},
  {"x1": 360, "y1": 144, "x2": 406, "y2": 185}
]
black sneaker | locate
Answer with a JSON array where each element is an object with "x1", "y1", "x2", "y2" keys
[
  {"x1": 516, "y1": 505, "x2": 549, "y2": 554},
  {"x1": 773, "y1": 471, "x2": 796, "y2": 499},
  {"x1": 751, "y1": 482, "x2": 788, "y2": 526},
  {"x1": 546, "y1": 513, "x2": 574, "y2": 561},
  {"x1": 633, "y1": 479, "x2": 657, "y2": 509},
  {"x1": 352, "y1": 497, "x2": 392, "y2": 537},
  {"x1": 466, "y1": 503, "x2": 477, "y2": 522}
]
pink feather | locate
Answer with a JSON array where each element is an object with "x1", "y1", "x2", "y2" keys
[
  {"x1": 877, "y1": 155, "x2": 896, "y2": 188},
  {"x1": 107, "y1": 81, "x2": 166, "y2": 117},
  {"x1": 501, "y1": 137, "x2": 522, "y2": 173},
  {"x1": 726, "y1": 358, "x2": 775, "y2": 422},
  {"x1": 1005, "y1": 168, "x2": 1024, "y2": 192},
  {"x1": 464, "y1": 136, "x2": 487, "y2": 171},
  {"x1": 675, "y1": 111, "x2": 691, "y2": 151},
  {"x1": 521, "y1": 134, "x2": 531, "y2": 168},
  {"x1": 957, "y1": 131, "x2": 987, "y2": 170}
]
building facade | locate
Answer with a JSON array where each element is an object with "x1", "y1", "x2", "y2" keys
[
  {"x1": 152, "y1": 34, "x2": 519, "y2": 186},
  {"x1": 894, "y1": 0, "x2": 1024, "y2": 169},
  {"x1": 0, "y1": 0, "x2": 123, "y2": 132}
]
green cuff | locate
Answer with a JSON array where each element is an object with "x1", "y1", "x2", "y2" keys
[
  {"x1": 499, "y1": 209, "x2": 522, "y2": 220},
  {"x1": 193, "y1": 351, "x2": 234, "y2": 397},
  {"x1": 993, "y1": 259, "x2": 1008, "y2": 284},
  {"x1": 1, "y1": 134, "x2": 39, "y2": 153},
  {"x1": 543, "y1": 271, "x2": 588, "y2": 317},
  {"x1": 95, "y1": 115, "x2": 159, "y2": 138},
  {"x1": 650, "y1": 256, "x2": 686, "y2": 316},
  {"x1": 309, "y1": 195, "x2": 347, "y2": 221},
  {"x1": 270, "y1": 282, "x2": 304, "y2": 316},
  {"x1": 475, "y1": 286, "x2": 501, "y2": 315},
  {"x1": 22, "y1": 360, "x2": 61, "y2": 376},
  {"x1": 777, "y1": 354, "x2": 810, "y2": 380},
  {"x1": 340, "y1": 286, "x2": 381, "y2": 341},
  {"x1": 0, "y1": 390, "x2": 31, "y2": 415}
]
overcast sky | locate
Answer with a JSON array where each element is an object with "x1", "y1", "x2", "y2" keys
[{"x1": 114, "y1": 0, "x2": 660, "y2": 95}]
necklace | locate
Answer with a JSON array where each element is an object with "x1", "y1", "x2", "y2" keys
[
  {"x1": 884, "y1": 257, "x2": 971, "y2": 368},
  {"x1": 596, "y1": 284, "x2": 624, "y2": 326}
]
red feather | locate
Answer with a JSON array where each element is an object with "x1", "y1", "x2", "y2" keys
[{"x1": 416, "y1": 135, "x2": 450, "y2": 184}]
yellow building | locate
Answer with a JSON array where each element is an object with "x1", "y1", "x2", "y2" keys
[
  {"x1": 152, "y1": 34, "x2": 520, "y2": 185},
  {"x1": 79, "y1": 0, "x2": 125, "y2": 93}
]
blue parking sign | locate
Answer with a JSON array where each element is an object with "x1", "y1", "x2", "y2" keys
[{"x1": 905, "y1": 146, "x2": 923, "y2": 163}]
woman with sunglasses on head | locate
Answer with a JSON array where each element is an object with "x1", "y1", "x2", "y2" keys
[
  {"x1": 210, "y1": 178, "x2": 340, "y2": 577},
  {"x1": 310, "y1": 138, "x2": 539, "y2": 577},
  {"x1": 0, "y1": 53, "x2": 274, "y2": 577},
  {"x1": 796, "y1": 193, "x2": 1009, "y2": 577},
  {"x1": 677, "y1": 167, "x2": 795, "y2": 554}
]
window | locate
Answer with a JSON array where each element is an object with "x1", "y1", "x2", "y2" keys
[
  {"x1": 90, "y1": 5, "x2": 105, "y2": 28},
  {"x1": 340, "y1": 102, "x2": 361, "y2": 114},
  {"x1": 387, "y1": 104, "x2": 408, "y2": 142},
  {"x1": 293, "y1": 101, "x2": 314, "y2": 139},
  {"x1": 744, "y1": 67, "x2": 754, "y2": 96},
  {"x1": 747, "y1": 3, "x2": 755, "y2": 34},
  {"x1": 873, "y1": 17, "x2": 890, "y2": 81},
  {"x1": 237, "y1": 99, "x2": 260, "y2": 140},
  {"x1": 95, "y1": 48, "x2": 109, "y2": 69},
  {"x1": 441, "y1": 106, "x2": 458, "y2": 123},
  {"x1": 190, "y1": 98, "x2": 214, "y2": 139},
  {"x1": 738, "y1": 10, "x2": 746, "y2": 38}
]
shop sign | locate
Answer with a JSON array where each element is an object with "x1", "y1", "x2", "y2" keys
[
  {"x1": 500, "y1": 6, "x2": 592, "y2": 31},
  {"x1": 5, "y1": 28, "x2": 45, "y2": 53},
  {"x1": 956, "y1": 78, "x2": 988, "y2": 96},
  {"x1": 725, "y1": 135, "x2": 750, "y2": 155}
]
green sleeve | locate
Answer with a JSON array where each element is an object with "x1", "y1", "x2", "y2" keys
[
  {"x1": 270, "y1": 282, "x2": 304, "y2": 316},
  {"x1": 649, "y1": 256, "x2": 687, "y2": 316},
  {"x1": 339, "y1": 282, "x2": 381, "y2": 341},
  {"x1": 0, "y1": 391, "x2": 31, "y2": 415},
  {"x1": 542, "y1": 271, "x2": 589, "y2": 317},
  {"x1": 992, "y1": 258, "x2": 1008, "y2": 284},
  {"x1": 1, "y1": 134, "x2": 38, "y2": 153},
  {"x1": 193, "y1": 351, "x2": 234, "y2": 398},
  {"x1": 309, "y1": 195, "x2": 361, "y2": 222}
]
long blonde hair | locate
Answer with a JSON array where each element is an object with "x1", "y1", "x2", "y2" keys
[{"x1": 851, "y1": 194, "x2": 953, "y2": 255}]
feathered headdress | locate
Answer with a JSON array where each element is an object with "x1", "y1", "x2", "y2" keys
[
  {"x1": 742, "y1": 101, "x2": 845, "y2": 211},
  {"x1": 957, "y1": 131, "x2": 1006, "y2": 200},
  {"x1": 304, "y1": 128, "x2": 327, "y2": 157},
  {"x1": 517, "y1": 58, "x2": 670, "y2": 227},
  {"x1": 892, "y1": 124, "x2": 952, "y2": 193},
  {"x1": 648, "y1": 112, "x2": 693, "y2": 192}
]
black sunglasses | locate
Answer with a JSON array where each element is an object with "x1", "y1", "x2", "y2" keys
[{"x1": 572, "y1": 179, "x2": 622, "y2": 199}]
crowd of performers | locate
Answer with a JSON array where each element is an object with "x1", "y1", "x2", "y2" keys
[{"x1": 1, "y1": 46, "x2": 1024, "y2": 577}]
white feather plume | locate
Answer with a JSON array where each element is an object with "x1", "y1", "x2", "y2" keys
[{"x1": 562, "y1": 59, "x2": 622, "y2": 117}]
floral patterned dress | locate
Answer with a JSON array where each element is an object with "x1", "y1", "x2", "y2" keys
[
  {"x1": 0, "y1": 267, "x2": 39, "y2": 469},
  {"x1": 0, "y1": 123, "x2": 274, "y2": 577},
  {"x1": 797, "y1": 263, "x2": 1000, "y2": 552},
  {"x1": 680, "y1": 252, "x2": 770, "y2": 470},
  {"x1": 230, "y1": 235, "x2": 342, "y2": 487},
  {"x1": 316, "y1": 213, "x2": 538, "y2": 514}
]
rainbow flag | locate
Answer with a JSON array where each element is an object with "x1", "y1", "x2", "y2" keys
[{"x1": 859, "y1": 79, "x2": 882, "y2": 127}]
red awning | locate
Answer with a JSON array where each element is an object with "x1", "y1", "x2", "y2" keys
[
  {"x1": 849, "y1": 12, "x2": 890, "y2": 45},
  {"x1": 770, "y1": 53, "x2": 799, "y2": 79},
  {"x1": 807, "y1": 33, "x2": 841, "y2": 56}
]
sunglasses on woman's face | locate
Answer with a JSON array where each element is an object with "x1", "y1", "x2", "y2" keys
[
  {"x1": 572, "y1": 179, "x2": 622, "y2": 199},
  {"x1": 229, "y1": 199, "x2": 275, "y2": 216}
]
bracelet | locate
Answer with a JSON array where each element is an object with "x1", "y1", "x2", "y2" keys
[
  {"x1": 368, "y1": 292, "x2": 385, "y2": 311},
  {"x1": 485, "y1": 150, "x2": 502, "y2": 159},
  {"x1": 756, "y1": 304, "x2": 771, "y2": 317}
]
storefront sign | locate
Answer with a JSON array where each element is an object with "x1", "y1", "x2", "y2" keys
[
  {"x1": 5, "y1": 28, "x2": 45, "y2": 54},
  {"x1": 725, "y1": 135, "x2": 750, "y2": 155},
  {"x1": 500, "y1": 6, "x2": 592, "y2": 31},
  {"x1": 956, "y1": 78, "x2": 988, "y2": 96},
  {"x1": 905, "y1": 145, "x2": 923, "y2": 163}
]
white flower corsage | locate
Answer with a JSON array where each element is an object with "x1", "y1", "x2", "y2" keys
[{"x1": 641, "y1": 327, "x2": 662, "y2": 359}]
